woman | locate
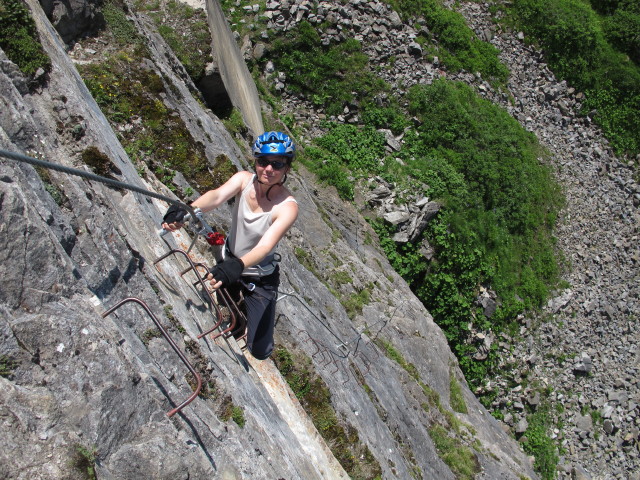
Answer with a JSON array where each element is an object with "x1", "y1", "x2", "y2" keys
[{"x1": 162, "y1": 131, "x2": 299, "y2": 360}]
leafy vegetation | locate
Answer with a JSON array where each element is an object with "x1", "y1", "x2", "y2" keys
[
  {"x1": 248, "y1": 4, "x2": 563, "y2": 391},
  {"x1": 307, "y1": 79, "x2": 563, "y2": 387},
  {"x1": 388, "y1": 0, "x2": 509, "y2": 86},
  {"x1": 71, "y1": 444, "x2": 98, "y2": 480},
  {"x1": 302, "y1": 123, "x2": 387, "y2": 199},
  {"x1": 597, "y1": 0, "x2": 640, "y2": 65},
  {"x1": 521, "y1": 402, "x2": 559, "y2": 480},
  {"x1": 0, "y1": 0, "x2": 51, "y2": 76},
  {"x1": 505, "y1": 0, "x2": 640, "y2": 156},
  {"x1": 269, "y1": 21, "x2": 392, "y2": 118},
  {"x1": 402, "y1": 80, "x2": 563, "y2": 378}
]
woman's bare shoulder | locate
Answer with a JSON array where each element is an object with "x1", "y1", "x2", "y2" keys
[{"x1": 231, "y1": 170, "x2": 254, "y2": 189}]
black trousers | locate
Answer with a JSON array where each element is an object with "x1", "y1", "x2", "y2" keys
[{"x1": 227, "y1": 267, "x2": 279, "y2": 360}]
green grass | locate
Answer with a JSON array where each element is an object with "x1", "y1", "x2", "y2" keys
[
  {"x1": 521, "y1": 403, "x2": 558, "y2": 480},
  {"x1": 71, "y1": 444, "x2": 97, "y2": 480},
  {"x1": 428, "y1": 425, "x2": 480, "y2": 480},
  {"x1": 449, "y1": 371, "x2": 468, "y2": 414},
  {"x1": 0, "y1": 0, "x2": 51, "y2": 76},
  {"x1": 273, "y1": 346, "x2": 382, "y2": 479}
]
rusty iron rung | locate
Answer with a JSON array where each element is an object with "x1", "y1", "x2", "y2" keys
[
  {"x1": 102, "y1": 297, "x2": 202, "y2": 417},
  {"x1": 153, "y1": 249, "x2": 228, "y2": 339}
]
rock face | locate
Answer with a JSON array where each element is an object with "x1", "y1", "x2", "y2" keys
[
  {"x1": 249, "y1": 1, "x2": 640, "y2": 478},
  {"x1": 39, "y1": 0, "x2": 104, "y2": 43},
  {"x1": 0, "y1": 1, "x2": 536, "y2": 480}
]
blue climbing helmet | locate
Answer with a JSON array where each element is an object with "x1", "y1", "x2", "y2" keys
[{"x1": 252, "y1": 131, "x2": 295, "y2": 159}]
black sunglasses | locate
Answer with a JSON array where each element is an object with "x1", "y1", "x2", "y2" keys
[{"x1": 256, "y1": 157, "x2": 289, "y2": 170}]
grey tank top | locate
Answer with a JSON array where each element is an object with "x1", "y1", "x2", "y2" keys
[{"x1": 225, "y1": 174, "x2": 297, "y2": 276}]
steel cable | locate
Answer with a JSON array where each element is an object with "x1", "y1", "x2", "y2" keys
[{"x1": 0, "y1": 148, "x2": 196, "y2": 217}]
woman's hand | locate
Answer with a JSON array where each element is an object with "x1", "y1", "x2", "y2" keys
[
  {"x1": 162, "y1": 204, "x2": 188, "y2": 231},
  {"x1": 207, "y1": 257, "x2": 245, "y2": 289}
]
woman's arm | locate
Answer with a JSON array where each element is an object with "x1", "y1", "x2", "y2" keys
[
  {"x1": 192, "y1": 171, "x2": 251, "y2": 212},
  {"x1": 162, "y1": 171, "x2": 251, "y2": 231}
]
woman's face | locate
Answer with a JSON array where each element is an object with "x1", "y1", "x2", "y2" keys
[{"x1": 255, "y1": 156, "x2": 290, "y2": 184}]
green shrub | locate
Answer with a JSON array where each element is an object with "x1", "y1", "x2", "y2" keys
[
  {"x1": 405, "y1": 80, "x2": 562, "y2": 299},
  {"x1": 315, "y1": 124, "x2": 386, "y2": 173},
  {"x1": 368, "y1": 79, "x2": 563, "y2": 386},
  {"x1": 360, "y1": 104, "x2": 409, "y2": 135},
  {"x1": 508, "y1": 0, "x2": 640, "y2": 155},
  {"x1": 301, "y1": 146, "x2": 354, "y2": 199},
  {"x1": 269, "y1": 21, "x2": 389, "y2": 117},
  {"x1": 388, "y1": 0, "x2": 509, "y2": 85},
  {"x1": 600, "y1": 0, "x2": 640, "y2": 65},
  {"x1": 222, "y1": 108, "x2": 248, "y2": 136},
  {"x1": 521, "y1": 404, "x2": 559, "y2": 480},
  {"x1": 341, "y1": 287, "x2": 371, "y2": 320},
  {"x1": 512, "y1": 0, "x2": 602, "y2": 82},
  {"x1": 0, "y1": 0, "x2": 51, "y2": 76},
  {"x1": 300, "y1": 124, "x2": 387, "y2": 200},
  {"x1": 220, "y1": 398, "x2": 246, "y2": 427},
  {"x1": 582, "y1": 75, "x2": 640, "y2": 154}
]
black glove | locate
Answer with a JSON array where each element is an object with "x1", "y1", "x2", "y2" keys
[
  {"x1": 209, "y1": 257, "x2": 244, "y2": 287},
  {"x1": 163, "y1": 204, "x2": 188, "y2": 224}
]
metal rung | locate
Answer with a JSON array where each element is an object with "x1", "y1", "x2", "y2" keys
[{"x1": 102, "y1": 297, "x2": 202, "y2": 417}]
